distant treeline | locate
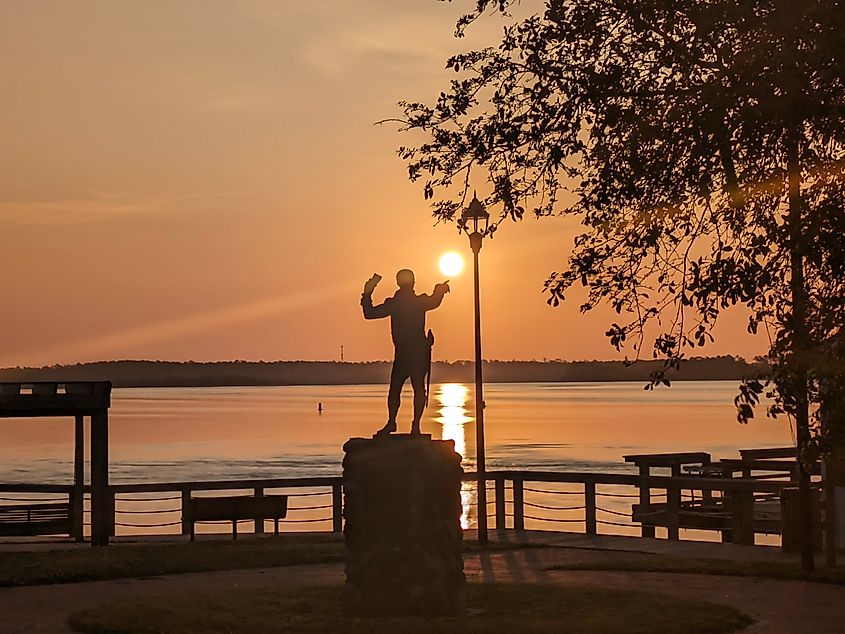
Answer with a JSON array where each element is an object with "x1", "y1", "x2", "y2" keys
[{"x1": 0, "y1": 356, "x2": 766, "y2": 388}]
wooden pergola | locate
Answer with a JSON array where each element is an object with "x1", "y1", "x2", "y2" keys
[{"x1": 0, "y1": 381, "x2": 111, "y2": 546}]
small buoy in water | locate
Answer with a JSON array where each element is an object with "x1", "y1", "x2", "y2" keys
[{"x1": 317, "y1": 402, "x2": 323, "y2": 414}]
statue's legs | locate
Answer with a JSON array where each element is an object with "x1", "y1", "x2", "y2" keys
[
  {"x1": 410, "y1": 371, "x2": 426, "y2": 434},
  {"x1": 377, "y1": 344, "x2": 428, "y2": 435},
  {"x1": 386, "y1": 367, "x2": 405, "y2": 426},
  {"x1": 377, "y1": 361, "x2": 407, "y2": 435}
]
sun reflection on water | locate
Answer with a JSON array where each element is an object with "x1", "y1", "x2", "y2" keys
[{"x1": 436, "y1": 383, "x2": 474, "y2": 529}]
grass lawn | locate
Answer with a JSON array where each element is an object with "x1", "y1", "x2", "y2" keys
[
  {"x1": 548, "y1": 553, "x2": 845, "y2": 585},
  {"x1": 67, "y1": 583, "x2": 752, "y2": 634},
  {"x1": 0, "y1": 534, "x2": 342, "y2": 587},
  {"x1": 0, "y1": 534, "x2": 525, "y2": 587}
]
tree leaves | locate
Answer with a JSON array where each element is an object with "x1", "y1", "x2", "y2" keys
[{"x1": 397, "y1": 0, "x2": 845, "y2": 439}]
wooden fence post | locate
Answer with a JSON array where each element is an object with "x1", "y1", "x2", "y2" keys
[
  {"x1": 109, "y1": 489, "x2": 116, "y2": 537},
  {"x1": 89, "y1": 409, "x2": 110, "y2": 547},
  {"x1": 667, "y1": 483, "x2": 680, "y2": 541},
  {"x1": 495, "y1": 477, "x2": 506, "y2": 530},
  {"x1": 585, "y1": 481, "x2": 597, "y2": 535},
  {"x1": 639, "y1": 465, "x2": 655, "y2": 538},
  {"x1": 732, "y1": 490, "x2": 755, "y2": 545},
  {"x1": 72, "y1": 415, "x2": 85, "y2": 542},
  {"x1": 512, "y1": 477, "x2": 524, "y2": 531},
  {"x1": 254, "y1": 487, "x2": 264, "y2": 535},
  {"x1": 69, "y1": 487, "x2": 84, "y2": 542},
  {"x1": 332, "y1": 482, "x2": 343, "y2": 533},
  {"x1": 181, "y1": 489, "x2": 192, "y2": 537}
]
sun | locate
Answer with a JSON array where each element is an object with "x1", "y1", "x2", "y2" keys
[{"x1": 439, "y1": 252, "x2": 464, "y2": 277}]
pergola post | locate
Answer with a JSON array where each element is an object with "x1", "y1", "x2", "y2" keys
[
  {"x1": 90, "y1": 409, "x2": 110, "y2": 547},
  {"x1": 71, "y1": 414, "x2": 85, "y2": 541}
]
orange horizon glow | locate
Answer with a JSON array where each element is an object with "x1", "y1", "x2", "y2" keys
[{"x1": 0, "y1": 2, "x2": 766, "y2": 368}]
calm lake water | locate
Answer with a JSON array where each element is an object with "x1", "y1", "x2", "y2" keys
[{"x1": 1, "y1": 381, "x2": 793, "y2": 484}]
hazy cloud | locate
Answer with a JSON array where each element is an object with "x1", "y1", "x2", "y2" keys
[{"x1": 0, "y1": 191, "x2": 257, "y2": 225}]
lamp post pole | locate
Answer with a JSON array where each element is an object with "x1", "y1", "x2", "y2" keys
[
  {"x1": 469, "y1": 231, "x2": 488, "y2": 545},
  {"x1": 461, "y1": 193, "x2": 490, "y2": 545}
]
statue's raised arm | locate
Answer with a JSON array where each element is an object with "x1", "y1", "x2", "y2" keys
[{"x1": 361, "y1": 274, "x2": 392, "y2": 320}]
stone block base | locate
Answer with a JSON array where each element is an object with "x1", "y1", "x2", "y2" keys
[{"x1": 343, "y1": 434, "x2": 465, "y2": 617}]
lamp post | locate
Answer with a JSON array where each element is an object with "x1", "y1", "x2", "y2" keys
[{"x1": 460, "y1": 193, "x2": 490, "y2": 544}]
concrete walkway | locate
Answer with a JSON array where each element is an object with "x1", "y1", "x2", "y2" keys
[
  {"x1": 1, "y1": 542, "x2": 844, "y2": 634},
  {"x1": 487, "y1": 529, "x2": 811, "y2": 563}
]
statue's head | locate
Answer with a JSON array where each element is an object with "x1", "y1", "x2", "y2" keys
[{"x1": 396, "y1": 269, "x2": 415, "y2": 290}]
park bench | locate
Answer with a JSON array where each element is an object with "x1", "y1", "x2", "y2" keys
[
  {"x1": 0, "y1": 502, "x2": 73, "y2": 537},
  {"x1": 185, "y1": 494, "x2": 288, "y2": 541}
]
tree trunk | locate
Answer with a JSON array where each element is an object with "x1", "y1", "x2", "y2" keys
[{"x1": 786, "y1": 127, "x2": 815, "y2": 573}]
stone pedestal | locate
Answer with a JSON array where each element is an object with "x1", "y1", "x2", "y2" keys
[{"x1": 343, "y1": 434, "x2": 465, "y2": 617}]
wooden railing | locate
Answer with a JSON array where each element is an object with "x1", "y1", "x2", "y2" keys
[
  {"x1": 1, "y1": 469, "x2": 797, "y2": 546},
  {"x1": 0, "y1": 478, "x2": 343, "y2": 540},
  {"x1": 468, "y1": 471, "x2": 794, "y2": 545},
  {"x1": 0, "y1": 483, "x2": 82, "y2": 539},
  {"x1": 108, "y1": 477, "x2": 344, "y2": 537}
]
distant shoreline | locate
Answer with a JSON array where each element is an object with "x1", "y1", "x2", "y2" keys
[{"x1": 0, "y1": 357, "x2": 766, "y2": 388}]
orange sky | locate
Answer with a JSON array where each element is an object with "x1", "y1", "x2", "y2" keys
[{"x1": 0, "y1": 1, "x2": 765, "y2": 367}]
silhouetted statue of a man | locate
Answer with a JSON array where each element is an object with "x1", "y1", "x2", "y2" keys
[{"x1": 362, "y1": 269, "x2": 450, "y2": 435}]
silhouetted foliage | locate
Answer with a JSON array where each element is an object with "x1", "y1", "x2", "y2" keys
[{"x1": 397, "y1": 1, "x2": 845, "y2": 444}]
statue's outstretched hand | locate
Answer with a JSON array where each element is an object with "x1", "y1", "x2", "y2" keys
[
  {"x1": 363, "y1": 273, "x2": 382, "y2": 295},
  {"x1": 435, "y1": 281, "x2": 451, "y2": 295}
]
